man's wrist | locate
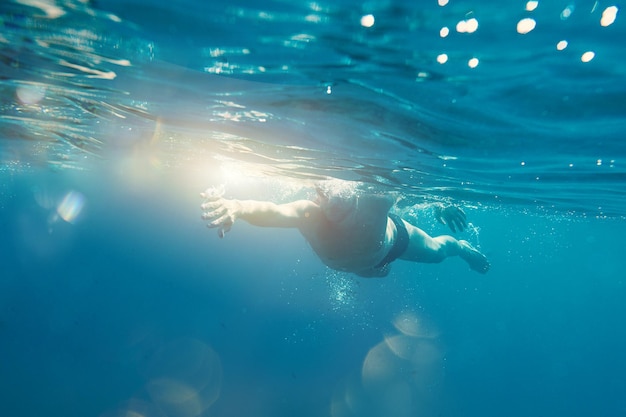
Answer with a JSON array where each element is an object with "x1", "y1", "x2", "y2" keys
[{"x1": 231, "y1": 199, "x2": 245, "y2": 219}]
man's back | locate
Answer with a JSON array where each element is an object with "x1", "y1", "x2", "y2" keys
[{"x1": 299, "y1": 193, "x2": 395, "y2": 273}]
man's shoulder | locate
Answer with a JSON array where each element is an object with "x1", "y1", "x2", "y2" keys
[{"x1": 288, "y1": 199, "x2": 321, "y2": 214}]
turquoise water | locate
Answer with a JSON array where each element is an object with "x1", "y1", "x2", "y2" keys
[{"x1": 1, "y1": 0, "x2": 626, "y2": 416}]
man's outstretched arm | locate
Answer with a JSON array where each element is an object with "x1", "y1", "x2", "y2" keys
[{"x1": 201, "y1": 191, "x2": 320, "y2": 237}]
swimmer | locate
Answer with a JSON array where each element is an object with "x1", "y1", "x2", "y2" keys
[{"x1": 200, "y1": 184, "x2": 489, "y2": 277}]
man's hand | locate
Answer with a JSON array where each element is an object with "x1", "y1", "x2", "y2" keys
[
  {"x1": 434, "y1": 204, "x2": 467, "y2": 233},
  {"x1": 201, "y1": 186, "x2": 238, "y2": 238}
]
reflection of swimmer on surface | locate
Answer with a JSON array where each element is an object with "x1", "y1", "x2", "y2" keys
[{"x1": 200, "y1": 184, "x2": 489, "y2": 277}]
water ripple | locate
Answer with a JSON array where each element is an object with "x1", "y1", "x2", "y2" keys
[{"x1": 1, "y1": 0, "x2": 625, "y2": 216}]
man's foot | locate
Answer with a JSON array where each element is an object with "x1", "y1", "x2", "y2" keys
[{"x1": 459, "y1": 240, "x2": 490, "y2": 274}]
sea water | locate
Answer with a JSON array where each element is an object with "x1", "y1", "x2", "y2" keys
[{"x1": 1, "y1": 0, "x2": 625, "y2": 416}]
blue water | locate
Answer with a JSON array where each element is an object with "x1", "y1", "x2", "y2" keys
[{"x1": 1, "y1": 0, "x2": 626, "y2": 416}]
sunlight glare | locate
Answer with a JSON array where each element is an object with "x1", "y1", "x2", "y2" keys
[
  {"x1": 517, "y1": 18, "x2": 536, "y2": 34},
  {"x1": 556, "y1": 40, "x2": 568, "y2": 50},
  {"x1": 561, "y1": 4, "x2": 575, "y2": 20},
  {"x1": 439, "y1": 26, "x2": 449, "y2": 37},
  {"x1": 360, "y1": 14, "x2": 375, "y2": 28},
  {"x1": 581, "y1": 51, "x2": 595, "y2": 62},
  {"x1": 456, "y1": 18, "x2": 479, "y2": 33},
  {"x1": 305, "y1": 14, "x2": 323, "y2": 23},
  {"x1": 601, "y1": 6, "x2": 618, "y2": 27},
  {"x1": 525, "y1": 1, "x2": 539, "y2": 11},
  {"x1": 219, "y1": 161, "x2": 265, "y2": 186},
  {"x1": 58, "y1": 59, "x2": 116, "y2": 79},
  {"x1": 16, "y1": 0, "x2": 65, "y2": 18},
  {"x1": 436, "y1": 53, "x2": 448, "y2": 64},
  {"x1": 468, "y1": 57, "x2": 479, "y2": 68}
]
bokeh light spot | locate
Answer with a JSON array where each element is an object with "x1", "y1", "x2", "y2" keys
[
  {"x1": 392, "y1": 311, "x2": 421, "y2": 336},
  {"x1": 517, "y1": 18, "x2": 536, "y2": 34},
  {"x1": 436, "y1": 53, "x2": 448, "y2": 64},
  {"x1": 456, "y1": 18, "x2": 479, "y2": 33},
  {"x1": 468, "y1": 57, "x2": 479, "y2": 68},
  {"x1": 57, "y1": 191, "x2": 86, "y2": 224},
  {"x1": 360, "y1": 14, "x2": 375, "y2": 28},
  {"x1": 16, "y1": 84, "x2": 46, "y2": 105},
  {"x1": 601, "y1": 6, "x2": 618, "y2": 27},
  {"x1": 145, "y1": 338, "x2": 222, "y2": 417},
  {"x1": 561, "y1": 4, "x2": 575, "y2": 20},
  {"x1": 581, "y1": 51, "x2": 595, "y2": 62},
  {"x1": 525, "y1": 1, "x2": 539, "y2": 11},
  {"x1": 556, "y1": 40, "x2": 568, "y2": 50},
  {"x1": 100, "y1": 399, "x2": 167, "y2": 417}
]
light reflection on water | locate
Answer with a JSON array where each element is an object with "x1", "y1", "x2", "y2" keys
[{"x1": 2, "y1": 0, "x2": 625, "y2": 215}]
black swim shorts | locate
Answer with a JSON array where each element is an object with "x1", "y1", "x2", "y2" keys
[{"x1": 375, "y1": 213, "x2": 410, "y2": 269}]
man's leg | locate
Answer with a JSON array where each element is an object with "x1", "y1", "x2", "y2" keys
[{"x1": 399, "y1": 220, "x2": 490, "y2": 273}]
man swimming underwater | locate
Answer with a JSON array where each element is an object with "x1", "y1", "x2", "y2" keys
[{"x1": 200, "y1": 184, "x2": 489, "y2": 277}]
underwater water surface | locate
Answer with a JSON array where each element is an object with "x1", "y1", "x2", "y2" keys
[{"x1": 1, "y1": 0, "x2": 626, "y2": 416}]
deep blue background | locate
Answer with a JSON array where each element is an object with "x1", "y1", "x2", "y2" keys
[{"x1": 1, "y1": 167, "x2": 625, "y2": 417}]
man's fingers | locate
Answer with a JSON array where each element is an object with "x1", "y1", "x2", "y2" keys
[
  {"x1": 201, "y1": 185, "x2": 225, "y2": 202},
  {"x1": 218, "y1": 223, "x2": 232, "y2": 238},
  {"x1": 200, "y1": 191, "x2": 219, "y2": 201},
  {"x1": 200, "y1": 188, "x2": 233, "y2": 238},
  {"x1": 206, "y1": 213, "x2": 232, "y2": 229},
  {"x1": 452, "y1": 218, "x2": 465, "y2": 232},
  {"x1": 201, "y1": 207, "x2": 225, "y2": 220},
  {"x1": 201, "y1": 200, "x2": 224, "y2": 210},
  {"x1": 202, "y1": 207, "x2": 227, "y2": 223},
  {"x1": 440, "y1": 206, "x2": 468, "y2": 233}
]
